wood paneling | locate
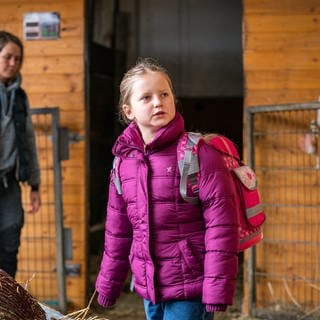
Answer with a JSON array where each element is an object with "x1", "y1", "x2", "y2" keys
[
  {"x1": 0, "y1": 0, "x2": 87, "y2": 309},
  {"x1": 244, "y1": 89, "x2": 320, "y2": 106},
  {"x1": 244, "y1": 0, "x2": 320, "y2": 14},
  {"x1": 244, "y1": 15, "x2": 320, "y2": 33},
  {"x1": 243, "y1": 0, "x2": 320, "y2": 106},
  {"x1": 243, "y1": 0, "x2": 320, "y2": 315},
  {"x1": 243, "y1": 32, "x2": 320, "y2": 51},
  {"x1": 244, "y1": 52, "x2": 320, "y2": 70},
  {"x1": 22, "y1": 56, "x2": 84, "y2": 74}
]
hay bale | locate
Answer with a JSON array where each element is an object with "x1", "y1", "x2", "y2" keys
[{"x1": 0, "y1": 269, "x2": 46, "y2": 320}]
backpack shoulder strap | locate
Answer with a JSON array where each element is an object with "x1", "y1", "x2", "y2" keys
[{"x1": 177, "y1": 132, "x2": 202, "y2": 204}]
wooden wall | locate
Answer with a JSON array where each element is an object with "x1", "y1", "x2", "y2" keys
[
  {"x1": 243, "y1": 0, "x2": 320, "y2": 107},
  {"x1": 243, "y1": 0, "x2": 320, "y2": 315},
  {"x1": 0, "y1": 0, "x2": 87, "y2": 309}
]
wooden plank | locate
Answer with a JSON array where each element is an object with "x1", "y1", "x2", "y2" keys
[
  {"x1": 18, "y1": 237, "x2": 87, "y2": 265},
  {"x1": 29, "y1": 92, "x2": 84, "y2": 110},
  {"x1": 62, "y1": 184, "x2": 85, "y2": 205},
  {"x1": 245, "y1": 70, "x2": 320, "y2": 90},
  {"x1": 244, "y1": 14, "x2": 320, "y2": 33},
  {"x1": 255, "y1": 154, "x2": 320, "y2": 171},
  {"x1": 16, "y1": 259, "x2": 58, "y2": 275},
  {"x1": 264, "y1": 206, "x2": 320, "y2": 226},
  {"x1": 22, "y1": 74, "x2": 84, "y2": 93},
  {"x1": 63, "y1": 205, "x2": 86, "y2": 224},
  {"x1": 19, "y1": 240, "x2": 57, "y2": 260},
  {"x1": 244, "y1": 89, "x2": 320, "y2": 106},
  {"x1": 64, "y1": 240, "x2": 88, "y2": 261},
  {"x1": 0, "y1": 1, "x2": 83, "y2": 21},
  {"x1": 33, "y1": 161, "x2": 85, "y2": 188},
  {"x1": 0, "y1": 18, "x2": 84, "y2": 39},
  {"x1": 22, "y1": 55, "x2": 84, "y2": 75},
  {"x1": 36, "y1": 143, "x2": 85, "y2": 168},
  {"x1": 0, "y1": 0, "x2": 81, "y2": 4},
  {"x1": 22, "y1": 183, "x2": 85, "y2": 205},
  {"x1": 21, "y1": 222, "x2": 57, "y2": 238},
  {"x1": 243, "y1": 32, "x2": 320, "y2": 51},
  {"x1": 20, "y1": 206, "x2": 86, "y2": 242},
  {"x1": 261, "y1": 245, "x2": 316, "y2": 264},
  {"x1": 260, "y1": 189, "x2": 319, "y2": 206},
  {"x1": 59, "y1": 110, "x2": 85, "y2": 131},
  {"x1": 256, "y1": 258, "x2": 320, "y2": 278},
  {"x1": 244, "y1": 0, "x2": 320, "y2": 14},
  {"x1": 61, "y1": 165, "x2": 85, "y2": 184},
  {"x1": 244, "y1": 51, "x2": 320, "y2": 71},
  {"x1": 16, "y1": 272, "x2": 59, "y2": 299},
  {"x1": 66, "y1": 276, "x2": 87, "y2": 308},
  {"x1": 263, "y1": 223, "x2": 320, "y2": 242},
  {"x1": 31, "y1": 109, "x2": 85, "y2": 131},
  {"x1": 24, "y1": 38, "x2": 84, "y2": 57},
  {"x1": 19, "y1": 236, "x2": 86, "y2": 264},
  {"x1": 256, "y1": 283, "x2": 318, "y2": 308},
  {"x1": 59, "y1": 18, "x2": 84, "y2": 38}
]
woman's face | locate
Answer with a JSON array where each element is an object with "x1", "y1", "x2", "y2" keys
[{"x1": 0, "y1": 42, "x2": 22, "y2": 84}]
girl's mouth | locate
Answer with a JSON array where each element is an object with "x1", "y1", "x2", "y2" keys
[{"x1": 153, "y1": 111, "x2": 165, "y2": 116}]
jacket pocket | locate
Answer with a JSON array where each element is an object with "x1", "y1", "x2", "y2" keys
[
  {"x1": 178, "y1": 239, "x2": 204, "y2": 274},
  {"x1": 129, "y1": 242, "x2": 147, "y2": 288}
]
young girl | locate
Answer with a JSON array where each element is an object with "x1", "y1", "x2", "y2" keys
[{"x1": 96, "y1": 58, "x2": 239, "y2": 320}]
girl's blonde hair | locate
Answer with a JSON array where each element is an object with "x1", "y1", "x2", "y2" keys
[{"x1": 118, "y1": 57, "x2": 175, "y2": 124}]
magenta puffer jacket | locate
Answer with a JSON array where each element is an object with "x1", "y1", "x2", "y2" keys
[{"x1": 96, "y1": 113, "x2": 239, "y2": 311}]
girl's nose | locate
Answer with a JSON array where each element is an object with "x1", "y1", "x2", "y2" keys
[{"x1": 153, "y1": 95, "x2": 162, "y2": 107}]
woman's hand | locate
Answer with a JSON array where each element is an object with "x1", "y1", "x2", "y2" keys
[{"x1": 29, "y1": 190, "x2": 41, "y2": 214}]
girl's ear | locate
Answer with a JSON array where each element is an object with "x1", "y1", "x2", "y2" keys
[{"x1": 122, "y1": 104, "x2": 134, "y2": 121}]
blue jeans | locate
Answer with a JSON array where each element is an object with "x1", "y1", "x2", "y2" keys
[{"x1": 143, "y1": 299, "x2": 214, "y2": 320}]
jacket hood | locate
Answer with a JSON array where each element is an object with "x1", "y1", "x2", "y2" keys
[{"x1": 112, "y1": 112, "x2": 185, "y2": 157}]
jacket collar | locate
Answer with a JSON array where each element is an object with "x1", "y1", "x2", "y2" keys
[{"x1": 113, "y1": 112, "x2": 185, "y2": 157}]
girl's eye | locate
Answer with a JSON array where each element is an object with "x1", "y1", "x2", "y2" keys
[
  {"x1": 142, "y1": 95, "x2": 151, "y2": 101},
  {"x1": 161, "y1": 92, "x2": 169, "y2": 97}
]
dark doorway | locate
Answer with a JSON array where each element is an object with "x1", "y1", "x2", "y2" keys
[{"x1": 179, "y1": 97, "x2": 243, "y2": 155}]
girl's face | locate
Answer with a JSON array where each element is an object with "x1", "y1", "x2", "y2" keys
[
  {"x1": 0, "y1": 42, "x2": 22, "y2": 84},
  {"x1": 123, "y1": 71, "x2": 176, "y2": 143}
]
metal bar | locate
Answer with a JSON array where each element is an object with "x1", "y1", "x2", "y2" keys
[
  {"x1": 30, "y1": 107, "x2": 59, "y2": 116},
  {"x1": 245, "y1": 103, "x2": 320, "y2": 317},
  {"x1": 245, "y1": 107, "x2": 255, "y2": 316},
  {"x1": 51, "y1": 107, "x2": 67, "y2": 313},
  {"x1": 32, "y1": 107, "x2": 68, "y2": 312}
]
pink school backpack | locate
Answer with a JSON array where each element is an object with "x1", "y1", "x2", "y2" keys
[{"x1": 177, "y1": 132, "x2": 265, "y2": 251}]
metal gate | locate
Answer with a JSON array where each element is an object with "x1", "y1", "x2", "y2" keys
[
  {"x1": 246, "y1": 103, "x2": 320, "y2": 319},
  {"x1": 16, "y1": 107, "x2": 67, "y2": 313}
]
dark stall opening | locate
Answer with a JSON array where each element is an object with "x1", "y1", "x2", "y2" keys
[{"x1": 179, "y1": 97, "x2": 243, "y2": 155}]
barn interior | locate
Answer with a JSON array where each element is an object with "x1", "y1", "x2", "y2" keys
[{"x1": 87, "y1": 0, "x2": 244, "y2": 255}]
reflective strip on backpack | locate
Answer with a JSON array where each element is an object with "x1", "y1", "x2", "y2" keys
[
  {"x1": 113, "y1": 157, "x2": 122, "y2": 195},
  {"x1": 178, "y1": 133, "x2": 201, "y2": 205},
  {"x1": 246, "y1": 203, "x2": 264, "y2": 219}
]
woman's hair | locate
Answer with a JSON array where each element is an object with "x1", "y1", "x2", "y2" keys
[
  {"x1": 118, "y1": 57, "x2": 175, "y2": 124},
  {"x1": 0, "y1": 30, "x2": 24, "y2": 64}
]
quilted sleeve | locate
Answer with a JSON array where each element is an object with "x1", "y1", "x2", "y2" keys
[
  {"x1": 197, "y1": 141, "x2": 239, "y2": 306},
  {"x1": 95, "y1": 171, "x2": 133, "y2": 306}
]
